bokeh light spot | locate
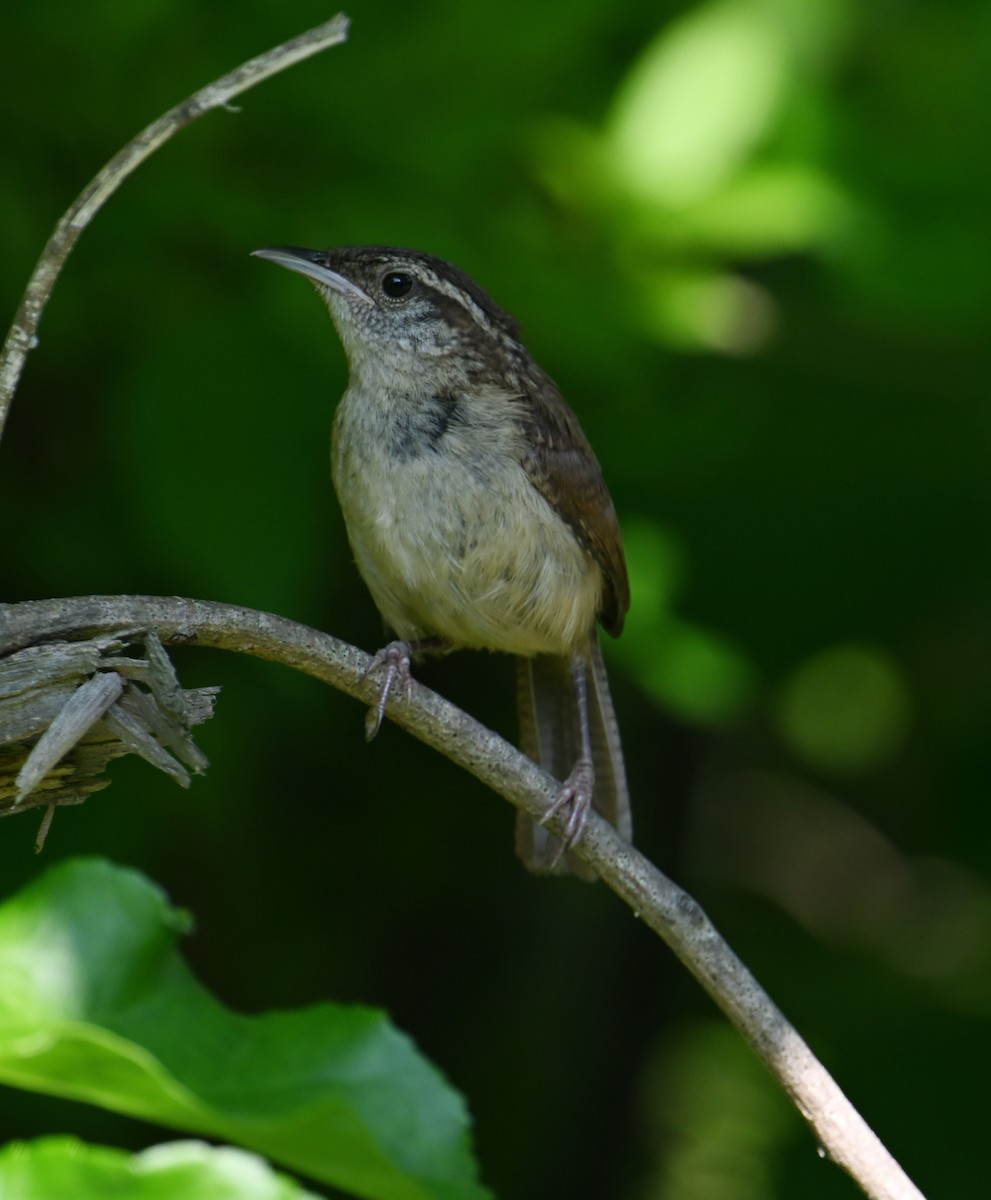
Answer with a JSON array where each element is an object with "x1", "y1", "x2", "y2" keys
[{"x1": 776, "y1": 644, "x2": 912, "y2": 773}]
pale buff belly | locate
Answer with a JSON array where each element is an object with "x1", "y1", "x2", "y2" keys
[{"x1": 332, "y1": 417, "x2": 601, "y2": 656}]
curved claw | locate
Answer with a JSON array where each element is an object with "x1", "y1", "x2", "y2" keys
[
  {"x1": 362, "y1": 641, "x2": 413, "y2": 741},
  {"x1": 539, "y1": 757, "x2": 595, "y2": 867}
]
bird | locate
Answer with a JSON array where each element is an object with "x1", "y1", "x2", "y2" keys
[{"x1": 252, "y1": 244, "x2": 631, "y2": 877}]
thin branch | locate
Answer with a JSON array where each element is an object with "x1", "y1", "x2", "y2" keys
[
  {"x1": 0, "y1": 596, "x2": 925, "y2": 1200},
  {"x1": 0, "y1": 13, "x2": 350, "y2": 442}
]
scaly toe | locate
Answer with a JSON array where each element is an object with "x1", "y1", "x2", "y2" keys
[
  {"x1": 540, "y1": 757, "x2": 595, "y2": 862},
  {"x1": 362, "y1": 641, "x2": 413, "y2": 741}
]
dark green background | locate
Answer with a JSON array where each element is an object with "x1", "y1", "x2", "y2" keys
[{"x1": 3, "y1": 2, "x2": 989, "y2": 1196}]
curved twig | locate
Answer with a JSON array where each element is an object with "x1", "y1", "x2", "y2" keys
[
  {"x1": 0, "y1": 595, "x2": 925, "y2": 1200},
  {"x1": 0, "y1": 13, "x2": 350, "y2": 441}
]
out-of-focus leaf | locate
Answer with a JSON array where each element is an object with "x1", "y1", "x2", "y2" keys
[
  {"x1": 613, "y1": 521, "x2": 755, "y2": 722},
  {"x1": 0, "y1": 1137, "x2": 321, "y2": 1200},
  {"x1": 607, "y1": 1, "x2": 788, "y2": 206},
  {"x1": 0, "y1": 860, "x2": 490, "y2": 1200},
  {"x1": 637, "y1": 1022, "x2": 792, "y2": 1199},
  {"x1": 635, "y1": 267, "x2": 777, "y2": 353},
  {"x1": 650, "y1": 163, "x2": 857, "y2": 255}
]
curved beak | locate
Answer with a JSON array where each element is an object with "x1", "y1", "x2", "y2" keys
[{"x1": 251, "y1": 246, "x2": 370, "y2": 303}]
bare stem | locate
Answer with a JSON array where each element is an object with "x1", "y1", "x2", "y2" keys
[
  {"x1": 0, "y1": 13, "x2": 350, "y2": 442},
  {"x1": 0, "y1": 595, "x2": 925, "y2": 1200}
]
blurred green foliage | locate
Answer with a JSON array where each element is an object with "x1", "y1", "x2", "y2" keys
[{"x1": 2, "y1": 1, "x2": 990, "y2": 1196}]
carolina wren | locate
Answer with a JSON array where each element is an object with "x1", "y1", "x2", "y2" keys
[{"x1": 253, "y1": 244, "x2": 632, "y2": 877}]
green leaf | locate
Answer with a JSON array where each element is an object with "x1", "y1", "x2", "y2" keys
[
  {"x1": 0, "y1": 1136, "x2": 322, "y2": 1200},
  {"x1": 0, "y1": 860, "x2": 490, "y2": 1200}
]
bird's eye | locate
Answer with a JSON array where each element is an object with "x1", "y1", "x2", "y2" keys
[{"x1": 382, "y1": 271, "x2": 413, "y2": 298}]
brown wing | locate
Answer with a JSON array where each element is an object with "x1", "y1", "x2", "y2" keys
[{"x1": 518, "y1": 367, "x2": 629, "y2": 636}]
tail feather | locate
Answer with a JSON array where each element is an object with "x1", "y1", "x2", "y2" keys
[
  {"x1": 584, "y1": 637, "x2": 632, "y2": 842},
  {"x1": 515, "y1": 639, "x2": 631, "y2": 879}
]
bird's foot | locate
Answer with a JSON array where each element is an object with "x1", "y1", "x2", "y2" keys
[
  {"x1": 362, "y1": 640, "x2": 414, "y2": 741},
  {"x1": 539, "y1": 756, "x2": 595, "y2": 866}
]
